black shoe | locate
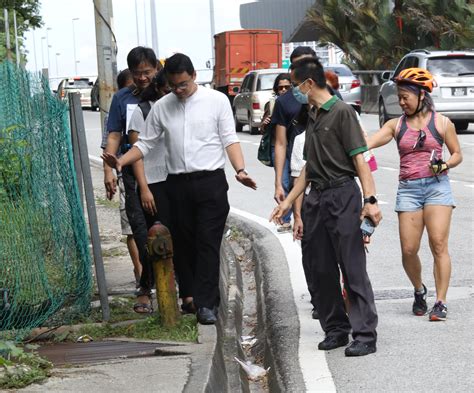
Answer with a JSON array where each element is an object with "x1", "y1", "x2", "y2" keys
[
  {"x1": 412, "y1": 284, "x2": 428, "y2": 316},
  {"x1": 181, "y1": 301, "x2": 197, "y2": 315},
  {"x1": 197, "y1": 307, "x2": 218, "y2": 325},
  {"x1": 344, "y1": 340, "x2": 376, "y2": 357},
  {"x1": 311, "y1": 308, "x2": 319, "y2": 320},
  {"x1": 318, "y1": 335, "x2": 349, "y2": 350}
]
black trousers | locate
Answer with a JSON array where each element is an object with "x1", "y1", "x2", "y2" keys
[
  {"x1": 166, "y1": 169, "x2": 230, "y2": 309},
  {"x1": 122, "y1": 166, "x2": 170, "y2": 291},
  {"x1": 301, "y1": 179, "x2": 378, "y2": 344}
]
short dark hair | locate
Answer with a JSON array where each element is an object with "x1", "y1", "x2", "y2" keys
[
  {"x1": 117, "y1": 69, "x2": 133, "y2": 89},
  {"x1": 272, "y1": 73, "x2": 290, "y2": 95},
  {"x1": 127, "y1": 46, "x2": 158, "y2": 71},
  {"x1": 141, "y1": 69, "x2": 168, "y2": 101},
  {"x1": 290, "y1": 57, "x2": 326, "y2": 89},
  {"x1": 290, "y1": 46, "x2": 316, "y2": 62},
  {"x1": 164, "y1": 53, "x2": 195, "y2": 75}
]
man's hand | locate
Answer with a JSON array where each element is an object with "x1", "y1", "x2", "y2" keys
[
  {"x1": 102, "y1": 152, "x2": 122, "y2": 172},
  {"x1": 360, "y1": 203, "x2": 382, "y2": 227},
  {"x1": 140, "y1": 187, "x2": 157, "y2": 215},
  {"x1": 269, "y1": 199, "x2": 292, "y2": 226},
  {"x1": 104, "y1": 169, "x2": 117, "y2": 200},
  {"x1": 235, "y1": 172, "x2": 257, "y2": 190},
  {"x1": 274, "y1": 184, "x2": 286, "y2": 204},
  {"x1": 293, "y1": 216, "x2": 303, "y2": 241}
]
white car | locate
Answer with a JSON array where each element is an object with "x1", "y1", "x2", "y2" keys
[
  {"x1": 378, "y1": 50, "x2": 474, "y2": 130},
  {"x1": 233, "y1": 68, "x2": 287, "y2": 134}
]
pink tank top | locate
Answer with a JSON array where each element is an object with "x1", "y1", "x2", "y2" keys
[{"x1": 396, "y1": 111, "x2": 445, "y2": 181}]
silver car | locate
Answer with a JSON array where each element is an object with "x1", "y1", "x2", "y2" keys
[
  {"x1": 233, "y1": 68, "x2": 287, "y2": 134},
  {"x1": 378, "y1": 49, "x2": 474, "y2": 130},
  {"x1": 325, "y1": 64, "x2": 361, "y2": 113}
]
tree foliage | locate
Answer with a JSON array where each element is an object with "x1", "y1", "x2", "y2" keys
[
  {"x1": 0, "y1": 0, "x2": 43, "y2": 63},
  {"x1": 307, "y1": 0, "x2": 474, "y2": 71}
]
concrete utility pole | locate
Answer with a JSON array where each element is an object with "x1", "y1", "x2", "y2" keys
[
  {"x1": 13, "y1": 10, "x2": 19, "y2": 66},
  {"x1": 94, "y1": 0, "x2": 117, "y2": 117},
  {"x1": 150, "y1": 0, "x2": 159, "y2": 57}
]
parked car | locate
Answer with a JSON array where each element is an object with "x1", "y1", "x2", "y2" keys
[
  {"x1": 378, "y1": 49, "x2": 474, "y2": 130},
  {"x1": 56, "y1": 77, "x2": 94, "y2": 109},
  {"x1": 325, "y1": 64, "x2": 361, "y2": 113},
  {"x1": 233, "y1": 68, "x2": 287, "y2": 134}
]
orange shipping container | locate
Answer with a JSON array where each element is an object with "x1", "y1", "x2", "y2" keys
[{"x1": 213, "y1": 29, "x2": 282, "y2": 100}]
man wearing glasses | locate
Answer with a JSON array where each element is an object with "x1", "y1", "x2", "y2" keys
[
  {"x1": 103, "y1": 47, "x2": 161, "y2": 311},
  {"x1": 270, "y1": 56, "x2": 382, "y2": 356},
  {"x1": 103, "y1": 53, "x2": 257, "y2": 325}
]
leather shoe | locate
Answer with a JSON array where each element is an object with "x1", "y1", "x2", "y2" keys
[
  {"x1": 318, "y1": 335, "x2": 349, "y2": 350},
  {"x1": 344, "y1": 340, "x2": 376, "y2": 357},
  {"x1": 311, "y1": 308, "x2": 319, "y2": 320},
  {"x1": 197, "y1": 307, "x2": 218, "y2": 325}
]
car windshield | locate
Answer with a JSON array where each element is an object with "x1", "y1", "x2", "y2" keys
[
  {"x1": 325, "y1": 66, "x2": 353, "y2": 77},
  {"x1": 427, "y1": 56, "x2": 474, "y2": 77},
  {"x1": 66, "y1": 79, "x2": 91, "y2": 89},
  {"x1": 256, "y1": 74, "x2": 279, "y2": 91}
]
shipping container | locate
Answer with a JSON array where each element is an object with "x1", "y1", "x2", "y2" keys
[{"x1": 213, "y1": 29, "x2": 282, "y2": 102}]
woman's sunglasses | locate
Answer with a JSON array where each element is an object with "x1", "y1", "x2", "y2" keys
[{"x1": 413, "y1": 130, "x2": 426, "y2": 149}]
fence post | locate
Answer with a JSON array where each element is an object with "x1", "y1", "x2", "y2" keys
[{"x1": 69, "y1": 92, "x2": 110, "y2": 321}]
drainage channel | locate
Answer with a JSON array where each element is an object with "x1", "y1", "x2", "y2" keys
[{"x1": 36, "y1": 341, "x2": 184, "y2": 366}]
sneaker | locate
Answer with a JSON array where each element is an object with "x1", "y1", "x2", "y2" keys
[
  {"x1": 345, "y1": 340, "x2": 376, "y2": 357},
  {"x1": 429, "y1": 301, "x2": 447, "y2": 321},
  {"x1": 277, "y1": 223, "x2": 292, "y2": 233},
  {"x1": 412, "y1": 284, "x2": 428, "y2": 316},
  {"x1": 318, "y1": 335, "x2": 349, "y2": 350}
]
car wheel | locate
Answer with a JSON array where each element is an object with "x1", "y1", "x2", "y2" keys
[
  {"x1": 248, "y1": 113, "x2": 259, "y2": 135},
  {"x1": 234, "y1": 111, "x2": 243, "y2": 132},
  {"x1": 453, "y1": 120, "x2": 469, "y2": 132},
  {"x1": 378, "y1": 99, "x2": 388, "y2": 127}
]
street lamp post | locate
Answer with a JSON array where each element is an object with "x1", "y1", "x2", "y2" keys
[
  {"x1": 45, "y1": 27, "x2": 52, "y2": 72},
  {"x1": 55, "y1": 53, "x2": 61, "y2": 77},
  {"x1": 72, "y1": 18, "x2": 79, "y2": 75},
  {"x1": 40, "y1": 36, "x2": 46, "y2": 69}
]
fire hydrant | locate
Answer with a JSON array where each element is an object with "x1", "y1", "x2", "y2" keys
[{"x1": 147, "y1": 222, "x2": 179, "y2": 327}]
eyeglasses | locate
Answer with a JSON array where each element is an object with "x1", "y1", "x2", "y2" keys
[
  {"x1": 413, "y1": 130, "x2": 426, "y2": 149},
  {"x1": 168, "y1": 77, "x2": 193, "y2": 91},
  {"x1": 277, "y1": 85, "x2": 291, "y2": 91},
  {"x1": 131, "y1": 69, "x2": 156, "y2": 78}
]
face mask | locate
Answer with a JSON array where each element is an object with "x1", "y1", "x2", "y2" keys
[{"x1": 292, "y1": 84, "x2": 309, "y2": 104}]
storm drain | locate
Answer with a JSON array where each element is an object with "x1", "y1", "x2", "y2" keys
[{"x1": 37, "y1": 341, "x2": 184, "y2": 366}]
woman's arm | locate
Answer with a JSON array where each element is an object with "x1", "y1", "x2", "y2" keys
[{"x1": 368, "y1": 118, "x2": 397, "y2": 149}]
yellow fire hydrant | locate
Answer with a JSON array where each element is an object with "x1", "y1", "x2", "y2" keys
[{"x1": 147, "y1": 222, "x2": 179, "y2": 327}]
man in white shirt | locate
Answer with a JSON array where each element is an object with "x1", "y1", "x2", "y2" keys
[{"x1": 103, "y1": 53, "x2": 256, "y2": 324}]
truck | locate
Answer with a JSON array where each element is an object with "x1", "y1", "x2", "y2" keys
[{"x1": 212, "y1": 29, "x2": 282, "y2": 104}]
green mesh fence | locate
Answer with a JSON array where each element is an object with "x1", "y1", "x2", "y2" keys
[{"x1": 0, "y1": 61, "x2": 92, "y2": 338}]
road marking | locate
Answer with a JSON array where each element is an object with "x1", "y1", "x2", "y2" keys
[
  {"x1": 230, "y1": 207, "x2": 337, "y2": 393},
  {"x1": 378, "y1": 166, "x2": 398, "y2": 171},
  {"x1": 239, "y1": 139, "x2": 260, "y2": 147}
]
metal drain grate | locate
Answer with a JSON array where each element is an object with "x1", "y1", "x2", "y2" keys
[{"x1": 36, "y1": 341, "x2": 181, "y2": 366}]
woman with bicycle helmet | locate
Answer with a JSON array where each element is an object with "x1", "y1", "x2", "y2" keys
[{"x1": 368, "y1": 67, "x2": 462, "y2": 321}]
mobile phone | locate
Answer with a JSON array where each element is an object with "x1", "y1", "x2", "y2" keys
[{"x1": 360, "y1": 217, "x2": 375, "y2": 237}]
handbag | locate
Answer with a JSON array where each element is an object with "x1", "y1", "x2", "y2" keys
[{"x1": 258, "y1": 129, "x2": 273, "y2": 166}]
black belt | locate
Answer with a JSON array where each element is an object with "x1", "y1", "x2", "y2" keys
[
  {"x1": 167, "y1": 168, "x2": 224, "y2": 181},
  {"x1": 312, "y1": 176, "x2": 353, "y2": 191}
]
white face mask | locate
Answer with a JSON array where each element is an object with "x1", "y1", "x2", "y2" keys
[{"x1": 292, "y1": 79, "x2": 309, "y2": 104}]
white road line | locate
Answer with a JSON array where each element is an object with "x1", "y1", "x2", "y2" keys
[
  {"x1": 465, "y1": 184, "x2": 474, "y2": 188},
  {"x1": 230, "y1": 207, "x2": 337, "y2": 393},
  {"x1": 378, "y1": 166, "x2": 398, "y2": 171}
]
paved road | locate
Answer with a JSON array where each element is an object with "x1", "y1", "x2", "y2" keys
[{"x1": 83, "y1": 109, "x2": 473, "y2": 391}]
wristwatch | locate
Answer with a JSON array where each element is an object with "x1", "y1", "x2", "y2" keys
[
  {"x1": 236, "y1": 168, "x2": 248, "y2": 175},
  {"x1": 363, "y1": 195, "x2": 378, "y2": 205}
]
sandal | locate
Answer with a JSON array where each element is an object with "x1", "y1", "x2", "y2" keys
[{"x1": 133, "y1": 288, "x2": 153, "y2": 314}]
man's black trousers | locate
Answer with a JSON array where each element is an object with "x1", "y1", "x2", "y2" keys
[
  {"x1": 301, "y1": 179, "x2": 378, "y2": 344},
  {"x1": 166, "y1": 169, "x2": 230, "y2": 309}
]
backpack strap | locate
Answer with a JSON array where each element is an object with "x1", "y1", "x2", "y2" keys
[
  {"x1": 395, "y1": 115, "x2": 408, "y2": 146},
  {"x1": 427, "y1": 112, "x2": 444, "y2": 146},
  {"x1": 138, "y1": 101, "x2": 152, "y2": 121}
]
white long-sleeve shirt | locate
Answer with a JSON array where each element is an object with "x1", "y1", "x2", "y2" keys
[{"x1": 135, "y1": 86, "x2": 239, "y2": 174}]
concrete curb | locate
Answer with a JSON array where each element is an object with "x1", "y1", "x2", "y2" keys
[{"x1": 226, "y1": 213, "x2": 306, "y2": 392}]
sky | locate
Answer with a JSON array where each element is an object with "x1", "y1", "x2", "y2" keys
[{"x1": 23, "y1": 0, "x2": 252, "y2": 86}]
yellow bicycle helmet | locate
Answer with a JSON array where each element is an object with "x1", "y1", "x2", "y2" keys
[{"x1": 394, "y1": 67, "x2": 436, "y2": 93}]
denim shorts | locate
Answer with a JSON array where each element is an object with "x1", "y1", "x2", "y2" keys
[{"x1": 395, "y1": 175, "x2": 456, "y2": 212}]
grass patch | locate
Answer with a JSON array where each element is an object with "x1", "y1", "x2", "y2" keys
[
  {"x1": 77, "y1": 314, "x2": 198, "y2": 342},
  {"x1": 96, "y1": 196, "x2": 120, "y2": 209},
  {"x1": 0, "y1": 341, "x2": 52, "y2": 390}
]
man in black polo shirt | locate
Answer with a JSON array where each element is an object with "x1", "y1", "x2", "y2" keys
[{"x1": 270, "y1": 57, "x2": 382, "y2": 357}]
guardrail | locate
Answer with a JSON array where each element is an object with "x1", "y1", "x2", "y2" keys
[{"x1": 352, "y1": 70, "x2": 393, "y2": 113}]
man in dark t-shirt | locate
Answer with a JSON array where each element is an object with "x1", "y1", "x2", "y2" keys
[{"x1": 271, "y1": 56, "x2": 382, "y2": 357}]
